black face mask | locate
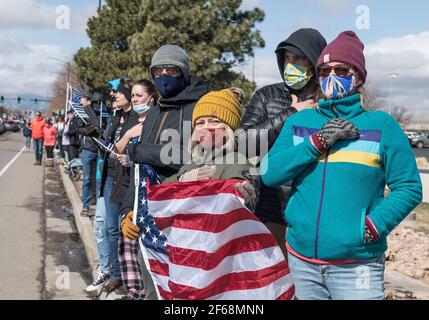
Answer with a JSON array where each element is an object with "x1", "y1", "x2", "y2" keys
[{"x1": 154, "y1": 74, "x2": 187, "y2": 98}]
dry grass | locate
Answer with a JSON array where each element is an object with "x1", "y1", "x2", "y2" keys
[{"x1": 406, "y1": 203, "x2": 429, "y2": 234}]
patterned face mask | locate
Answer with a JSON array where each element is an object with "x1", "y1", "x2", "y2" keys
[
  {"x1": 321, "y1": 74, "x2": 357, "y2": 100},
  {"x1": 283, "y1": 63, "x2": 313, "y2": 90}
]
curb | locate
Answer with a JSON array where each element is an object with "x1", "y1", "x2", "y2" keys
[
  {"x1": 60, "y1": 166, "x2": 99, "y2": 273},
  {"x1": 60, "y1": 166, "x2": 123, "y2": 299},
  {"x1": 385, "y1": 269, "x2": 429, "y2": 300}
]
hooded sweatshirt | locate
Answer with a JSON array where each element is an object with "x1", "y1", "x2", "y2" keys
[
  {"x1": 121, "y1": 76, "x2": 209, "y2": 216},
  {"x1": 237, "y1": 28, "x2": 327, "y2": 224}
]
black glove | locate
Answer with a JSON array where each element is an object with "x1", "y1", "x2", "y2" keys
[
  {"x1": 83, "y1": 124, "x2": 99, "y2": 138},
  {"x1": 310, "y1": 118, "x2": 359, "y2": 153}
]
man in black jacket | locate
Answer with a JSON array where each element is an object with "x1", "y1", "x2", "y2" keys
[
  {"x1": 120, "y1": 45, "x2": 209, "y2": 299},
  {"x1": 236, "y1": 28, "x2": 327, "y2": 258},
  {"x1": 78, "y1": 95, "x2": 100, "y2": 217},
  {"x1": 126, "y1": 44, "x2": 209, "y2": 182},
  {"x1": 66, "y1": 111, "x2": 81, "y2": 160}
]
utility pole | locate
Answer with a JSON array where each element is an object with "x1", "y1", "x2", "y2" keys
[
  {"x1": 388, "y1": 72, "x2": 399, "y2": 116},
  {"x1": 252, "y1": 56, "x2": 255, "y2": 83}
]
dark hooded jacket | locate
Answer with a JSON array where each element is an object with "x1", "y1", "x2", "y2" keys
[
  {"x1": 99, "y1": 108, "x2": 140, "y2": 203},
  {"x1": 237, "y1": 28, "x2": 327, "y2": 224},
  {"x1": 121, "y1": 76, "x2": 209, "y2": 215}
]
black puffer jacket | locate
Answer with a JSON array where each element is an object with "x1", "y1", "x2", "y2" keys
[
  {"x1": 121, "y1": 76, "x2": 209, "y2": 215},
  {"x1": 237, "y1": 28, "x2": 327, "y2": 224}
]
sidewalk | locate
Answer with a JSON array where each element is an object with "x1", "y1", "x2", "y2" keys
[{"x1": 60, "y1": 166, "x2": 123, "y2": 300}]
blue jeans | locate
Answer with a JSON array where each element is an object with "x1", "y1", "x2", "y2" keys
[
  {"x1": 33, "y1": 139, "x2": 43, "y2": 162},
  {"x1": 104, "y1": 176, "x2": 122, "y2": 281},
  {"x1": 81, "y1": 149, "x2": 98, "y2": 210},
  {"x1": 94, "y1": 196, "x2": 110, "y2": 273},
  {"x1": 288, "y1": 253, "x2": 385, "y2": 300}
]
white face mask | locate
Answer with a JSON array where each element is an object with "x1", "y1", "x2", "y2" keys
[{"x1": 133, "y1": 97, "x2": 152, "y2": 115}]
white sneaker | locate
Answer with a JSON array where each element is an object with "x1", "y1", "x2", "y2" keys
[{"x1": 86, "y1": 271, "x2": 111, "y2": 292}]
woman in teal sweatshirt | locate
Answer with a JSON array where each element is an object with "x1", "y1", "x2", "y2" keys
[{"x1": 261, "y1": 31, "x2": 422, "y2": 300}]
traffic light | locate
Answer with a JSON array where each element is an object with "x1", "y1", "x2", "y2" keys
[{"x1": 17, "y1": 97, "x2": 22, "y2": 104}]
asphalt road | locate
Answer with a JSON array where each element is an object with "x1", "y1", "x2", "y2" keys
[
  {"x1": 0, "y1": 132, "x2": 91, "y2": 299},
  {"x1": 413, "y1": 147, "x2": 429, "y2": 162}
]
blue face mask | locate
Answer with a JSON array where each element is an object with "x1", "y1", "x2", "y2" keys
[
  {"x1": 133, "y1": 103, "x2": 150, "y2": 115},
  {"x1": 154, "y1": 74, "x2": 186, "y2": 98},
  {"x1": 321, "y1": 74, "x2": 357, "y2": 100}
]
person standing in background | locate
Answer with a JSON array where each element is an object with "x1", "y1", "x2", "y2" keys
[
  {"x1": 23, "y1": 120, "x2": 32, "y2": 151},
  {"x1": 31, "y1": 111, "x2": 46, "y2": 165},
  {"x1": 43, "y1": 119, "x2": 57, "y2": 167}
]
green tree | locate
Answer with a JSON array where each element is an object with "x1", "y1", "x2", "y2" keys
[
  {"x1": 74, "y1": 0, "x2": 145, "y2": 91},
  {"x1": 74, "y1": 0, "x2": 265, "y2": 101}
]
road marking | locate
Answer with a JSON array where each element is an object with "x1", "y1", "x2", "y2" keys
[{"x1": 0, "y1": 146, "x2": 26, "y2": 178}]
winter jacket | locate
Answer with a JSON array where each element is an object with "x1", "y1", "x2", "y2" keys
[
  {"x1": 66, "y1": 115, "x2": 81, "y2": 147},
  {"x1": 121, "y1": 76, "x2": 209, "y2": 215},
  {"x1": 99, "y1": 109, "x2": 140, "y2": 203},
  {"x1": 165, "y1": 150, "x2": 258, "y2": 211},
  {"x1": 261, "y1": 93, "x2": 422, "y2": 262},
  {"x1": 77, "y1": 118, "x2": 98, "y2": 154},
  {"x1": 237, "y1": 32, "x2": 326, "y2": 224},
  {"x1": 43, "y1": 126, "x2": 57, "y2": 147},
  {"x1": 166, "y1": 151, "x2": 254, "y2": 183},
  {"x1": 23, "y1": 125, "x2": 32, "y2": 137},
  {"x1": 31, "y1": 117, "x2": 46, "y2": 139}
]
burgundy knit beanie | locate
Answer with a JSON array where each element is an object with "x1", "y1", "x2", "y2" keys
[{"x1": 317, "y1": 31, "x2": 367, "y2": 83}]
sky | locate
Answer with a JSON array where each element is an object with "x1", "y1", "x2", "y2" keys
[{"x1": 0, "y1": 0, "x2": 428, "y2": 116}]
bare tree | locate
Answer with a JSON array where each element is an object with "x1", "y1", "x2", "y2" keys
[
  {"x1": 363, "y1": 82, "x2": 410, "y2": 125},
  {"x1": 390, "y1": 106, "x2": 411, "y2": 126},
  {"x1": 47, "y1": 62, "x2": 82, "y2": 115}
]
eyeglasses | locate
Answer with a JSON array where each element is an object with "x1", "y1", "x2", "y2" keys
[
  {"x1": 318, "y1": 65, "x2": 352, "y2": 78},
  {"x1": 151, "y1": 65, "x2": 182, "y2": 77}
]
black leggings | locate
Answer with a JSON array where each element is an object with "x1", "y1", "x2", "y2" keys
[{"x1": 45, "y1": 146, "x2": 54, "y2": 159}]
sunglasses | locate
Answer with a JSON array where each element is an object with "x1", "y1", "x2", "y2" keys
[
  {"x1": 152, "y1": 65, "x2": 182, "y2": 77},
  {"x1": 318, "y1": 65, "x2": 352, "y2": 78}
]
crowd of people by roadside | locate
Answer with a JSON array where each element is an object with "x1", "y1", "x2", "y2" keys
[
  {"x1": 26, "y1": 28, "x2": 423, "y2": 300},
  {"x1": 22, "y1": 112, "x2": 67, "y2": 167}
]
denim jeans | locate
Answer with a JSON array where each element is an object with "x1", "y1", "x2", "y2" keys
[
  {"x1": 94, "y1": 196, "x2": 110, "y2": 273},
  {"x1": 287, "y1": 253, "x2": 385, "y2": 300},
  {"x1": 104, "y1": 176, "x2": 122, "y2": 281},
  {"x1": 33, "y1": 138, "x2": 43, "y2": 162},
  {"x1": 25, "y1": 136, "x2": 31, "y2": 149},
  {"x1": 81, "y1": 149, "x2": 98, "y2": 210}
]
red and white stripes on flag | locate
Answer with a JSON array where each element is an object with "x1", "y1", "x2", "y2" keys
[{"x1": 139, "y1": 179, "x2": 295, "y2": 300}]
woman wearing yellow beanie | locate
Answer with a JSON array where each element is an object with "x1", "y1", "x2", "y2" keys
[{"x1": 165, "y1": 88, "x2": 257, "y2": 209}]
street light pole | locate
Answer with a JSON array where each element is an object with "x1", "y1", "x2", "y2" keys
[
  {"x1": 388, "y1": 72, "x2": 399, "y2": 115},
  {"x1": 48, "y1": 57, "x2": 71, "y2": 116}
]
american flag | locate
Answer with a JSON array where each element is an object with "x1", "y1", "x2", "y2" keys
[{"x1": 134, "y1": 165, "x2": 295, "y2": 300}]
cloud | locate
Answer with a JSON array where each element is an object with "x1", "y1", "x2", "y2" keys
[
  {"x1": 365, "y1": 31, "x2": 429, "y2": 112},
  {"x1": 233, "y1": 54, "x2": 281, "y2": 89},
  {"x1": 0, "y1": 0, "x2": 96, "y2": 35},
  {"x1": 240, "y1": 0, "x2": 261, "y2": 10},
  {"x1": 237, "y1": 31, "x2": 429, "y2": 115},
  {"x1": 0, "y1": 35, "x2": 70, "y2": 97},
  {"x1": 303, "y1": 0, "x2": 355, "y2": 15}
]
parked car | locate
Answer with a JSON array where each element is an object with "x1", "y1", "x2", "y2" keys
[
  {"x1": 410, "y1": 134, "x2": 429, "y2": 148},
  {"x1": 405, "y1": 131, "x2": 421, "y2": 145},
  {"x1": 4, "y1": 121, "x2": 20, "y2": 132},
  {"x1": 0, "y1": 119, "x2": 6, "y2": 135}
]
